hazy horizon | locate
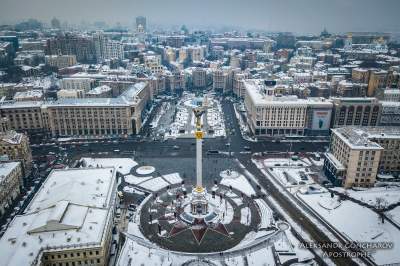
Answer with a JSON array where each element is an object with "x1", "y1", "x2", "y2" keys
[{"x1": 1, "y1": 0, "x2": 400, "y2": 34}]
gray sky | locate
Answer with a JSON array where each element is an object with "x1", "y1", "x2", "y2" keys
[{"x1": 1, "y1": 0, "x2": 399, "y2": 34}]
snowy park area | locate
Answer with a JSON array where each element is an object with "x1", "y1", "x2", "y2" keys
[
  {"x1": 220, "y1": 170, "x2": 256, "y2": 196},
  {"x1": 297, "y1": 189, "x2": 400, "y2": 265},
  {"x1": 333, "y1": 186, "x2": 400, "y2": 208},
  {"x1": 386, "y1": 206, "x2": 400, "y2": 226}
]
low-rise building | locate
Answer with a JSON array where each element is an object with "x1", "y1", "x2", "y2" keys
[
  {"x1": 0, "y1": 167, "x2": 117, "y2": 265},
  {"x1": 0, "y1": 162, "x2": 22, "y2": 216}
]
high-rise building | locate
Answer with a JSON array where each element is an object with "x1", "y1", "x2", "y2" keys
[
  {"x1": 46, "y1": 33, "x2": 96, "y2": 63},
  {"x1": 93, "y1": 32, "x2": 124, "y2": 62}
]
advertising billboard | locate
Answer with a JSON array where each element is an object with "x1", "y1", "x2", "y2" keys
[{"x1": 311, "y1": 109, "x2": 331, "y2": 130}]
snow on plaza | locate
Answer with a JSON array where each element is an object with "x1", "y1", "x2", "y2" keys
[
  {"x1": 253, "y1": 155, "x2": 400, "y2": 265},
  {"x1": 150, "y1": 92, "x2": 226, "y2": 139},
  {"x1": 77, "y1": 156, "x2": 315, "y2": 265}
]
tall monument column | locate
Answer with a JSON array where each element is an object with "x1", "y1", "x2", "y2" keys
[
  {"x1": 193, "y1": 108, "x2": 204, "y2": 191},
  {"x1": 191, "y1": 107, "x2": 208, "y2": 215}
]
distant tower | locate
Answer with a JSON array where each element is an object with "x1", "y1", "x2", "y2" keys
[{"x1": 136, "y1": 16, "x2": 146, "y2": 32}]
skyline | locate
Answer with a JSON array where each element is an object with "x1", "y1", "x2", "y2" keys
[{"x1": 0, "y1": 0, "x2": 400, "y2": 34}]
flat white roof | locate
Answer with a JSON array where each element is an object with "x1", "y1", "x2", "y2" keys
[
  {"x1": 0, "y1": 162, "x2": 20, "y2": 183},
  {"x1": 332, "y1": 127, "x2": 385, "y2": 150},
  {"x1": 244, "y1": 79, "x2": 332, "y2": 107},
  {"x1": 0, "y1": 167, "x2": 116, "y2": 266}
]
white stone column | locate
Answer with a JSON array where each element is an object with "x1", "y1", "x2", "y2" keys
[{"x1": 196, "y1": 136, "x2": 202, "y2": 188}]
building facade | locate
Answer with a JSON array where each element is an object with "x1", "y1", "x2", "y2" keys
[
  {"x1": 330, "y1": 97, "x2": 381, "y2": 128},
  {"x1": 0, "y1": 130, "x2": 32, "y2": 175},
  {"x1": 0, "y1": 162, "x2": 22, "y2": 216},
  {"x1": 45, "y1": 55, "x2": 77, "y2": 69},
  {"x1": 324, "y1": 127, "x2": 383, "y2": 188},
  {"x1": 244, "y1": 80, "x2": 332, "y2": 137},
  {"x1": 0, "y1": 167, "x2": 117, "y2": 266}
]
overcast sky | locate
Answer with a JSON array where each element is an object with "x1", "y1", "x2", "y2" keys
[{"x1": 0, "y1": 0, "x2": 399, "y2": 34}]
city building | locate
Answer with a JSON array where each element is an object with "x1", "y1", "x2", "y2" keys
[
  {"x1": 46, "y1": 33, "x2": 97, "y2": 63},
  {"x1": 46, "y1": 82, "x2": 150, "y2": 137},
  {"x1": 0, "y1": 101, "x2": 45, "y2": 134},
  {"x1": 57, "y1": 89, "x2": 85, "y2": 99},
  {"x1": 233, "y1": 72, "x2": 249, "y2": 98},
  {"x1": 45, "y1": 55, "x2": 77, "y2": 69},
  {"x1": 0, "y1": 161, "x2": 22, "y2": 216},
  {"x1": 192, "y1": 67, "x2": 207, "y2": 89},
  {"x1": 383, "y1": 89, "x2": 400, "y2": 102},
  {"x1": 14, "y1": 90, "x2": 43, "y2": 102},
  {"x1": 324, "y1": 126, "x2": 400, "y2": 187},
  {"x1": 336, "y1": 80, "x2": 367, "y2": 97},
  {"x1": 367, "y1": 70, "x2": 388, "y2": 97},
  {"x1": 212, "y1": 67, "x2": 233, "y2": 94},
  {"x1": 93, "y1": 33, "x2": 124, "y2": 62},
  {"x1": 244, "y1": 80, "x2": 332, "y2": 137},
  {"x1": 60, "y1": 78, "x2": 93, "y2": 92},
  {"x1": 324, "y1": 127, "x2": 383, "y2": 188},
  {"x1": 330, "y1": 97, "x2": 381, "y2": 128},
  {"x1": 0, "y1": 167, "x2": 117, "y2": 265},
  {"x1": 0, "y1": 130, "x2": 32, "y2": 175},
  {"x1": 85, "y1": 85, "x2": 112, "y2": 98},
  {"x1": 379, "y1": 101, "x2": 400, "y2": 126}
]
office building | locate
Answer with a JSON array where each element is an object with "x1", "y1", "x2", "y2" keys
[
  {"x1": 324, "y1": 127, "x2": 383, "y2": 188},
  {"x1": 244, "y1": 80, "x2": 332, "y2": 137},
  {"x1": 330, "y1": 97, "x2": 381, "y2": 128},
  {"x1": 0, "y1": 167, "x2": 117, "y2": 265}
]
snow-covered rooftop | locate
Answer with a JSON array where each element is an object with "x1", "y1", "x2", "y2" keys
[
  {"x1": 0, "y1": 162, "x2": 20, "y2": 183},
  {"x1": 332, "y1": 127, "x2": 383, "y2": 150},
  {"x1": 0, "y1": 167, "x2": 117, "y2": 266}
]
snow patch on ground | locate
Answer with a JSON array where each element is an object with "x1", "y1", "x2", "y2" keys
[
  {"x1": 81, "y1": 157, "x2": 137, "y2": 175},
  {"x1": 298, "y1": 191, "x2": 400, "y2": 265},
  {"x1": 333, "y1": 186, "x2": 400, "y2": 207},
  {"x1": 220, "y1": 171, "x2": 256, "y2": 197}
]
